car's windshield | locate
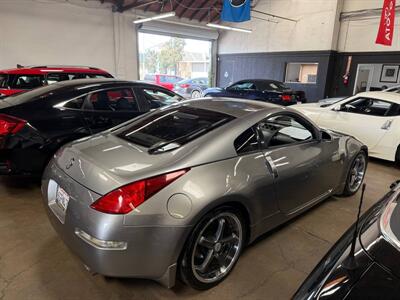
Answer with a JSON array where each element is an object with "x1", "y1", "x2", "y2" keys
[
  {"x1": 319, "y1": 97, "x2": 349, "y2": 107},
  {"x1": 116, "y1": 106, "x2": 235, "y2": 153},
  {"x1": 260, "y1": 81, "x2": 289, "y2": 92}
]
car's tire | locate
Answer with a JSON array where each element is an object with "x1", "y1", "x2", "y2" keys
[
  {"x1": 191, "y1": 90, "x2": 202, "y2": 98},
  {"x1": 179, "y1": 206, "x2": 245, "y2": 290},
  {"x1": 341, "y1": 151, "x2": 368, "y2": 196},
  {"x1": 395, "y1": 145, "x2": 400, "y2": 166}
]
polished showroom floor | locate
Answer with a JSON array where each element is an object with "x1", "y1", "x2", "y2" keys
[{"x1": 0, "y1": 159, "x2": 399, "y2": 300}]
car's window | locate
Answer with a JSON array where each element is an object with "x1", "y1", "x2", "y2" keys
[
  {"x1": 47, "y1": 73, "x2": 70, "y2": 84},
  {"x1": 142, "y1": 88, "x2": 182, "y2": 107},
  {"x1": 10, "y1": 75, "x2": 45, "y2": 89},
  {"x1": 234, "y1": 127, "x2": 259, "y2": 154},
  {"x1": 257, "y1": 81, "x2": 289, "y2": 92},
  {"x1": 0, "y1": 75, "x2": 7, "y2": 88},
  {"x1": 258, "y1": 114, "x2": 314, "y2": 148},
  {"x1": 62, "y1": 97, "x2": 85, "y2": 109},
  {"x1": 341, "y1": 98, "x2": 393, "y2": 116},
  {"x1": 144, "y1": 74, "x2": 156, "y2": 82},
  {"x1": 116, "y1": 106, "x2": 235, "y2": 153},
  {"x1": 228, "y1": 82, "x2": 257, "y2": 91},
  {"x1": 85, "y1": 88, "x2": 138, "y2": 111},
  {"x1": 47, "y1": 73, "x2": 110, "y2": 84},
  {"x1": 159, "y1": 76, "x2": 182, "y2": 83}
]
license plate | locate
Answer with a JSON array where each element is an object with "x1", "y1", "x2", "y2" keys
[{"x1": 56, "y1": 186, "x2": 70, "y2": 211}]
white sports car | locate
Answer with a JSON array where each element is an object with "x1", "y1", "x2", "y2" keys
[{"x1": 293, "y1": 91, "x2": 400, "y2": 163}]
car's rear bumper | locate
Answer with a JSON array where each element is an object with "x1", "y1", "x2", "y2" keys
[{"x1": 41, "y1": 161, "x2": 191, "y2": 287}]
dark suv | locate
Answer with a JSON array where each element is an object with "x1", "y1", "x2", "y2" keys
[{"x1": 0, "y1": 65, "x2": 113, "y2": 97}]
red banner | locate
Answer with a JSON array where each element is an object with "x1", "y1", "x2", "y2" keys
[{"x1": 376, "y1": 0, "x2": 396, "y2": 46}]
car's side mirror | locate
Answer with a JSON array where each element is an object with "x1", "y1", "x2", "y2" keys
[{"x1": 332, "y1": 105, "x2": 342, "y2": 112}]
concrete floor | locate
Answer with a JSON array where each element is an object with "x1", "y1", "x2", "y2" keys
[{"x1": 0, "y1": 159, "x2": 399, "y2": 300}]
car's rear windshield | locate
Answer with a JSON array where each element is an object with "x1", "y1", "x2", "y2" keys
[
  {"x1": 1, "y1": 83, "x2": 62, "y2": 106},
  {"x1": 116, "y1": 106, "x2": 235, "y2": 153}
]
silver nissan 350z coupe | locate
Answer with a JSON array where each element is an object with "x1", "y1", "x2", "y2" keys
[{"x1": 42, "y1": 98, "x2": 368, "y2": 290}]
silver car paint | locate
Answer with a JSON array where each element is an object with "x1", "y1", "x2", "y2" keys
[{"x1": 42, "y1": 98, "x2": 365, "y2": 288}]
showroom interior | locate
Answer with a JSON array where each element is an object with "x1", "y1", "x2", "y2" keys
[{"x1": 1, "y1": 0, "x2": 400, "y2": 299}]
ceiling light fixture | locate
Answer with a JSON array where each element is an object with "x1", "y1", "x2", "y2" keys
[
  {"x1": 133, "y1": 12, "x2": 176, "y2": 24},
  {"x1": 206, "y1": 23, "x2": 252, "y2": 33}
]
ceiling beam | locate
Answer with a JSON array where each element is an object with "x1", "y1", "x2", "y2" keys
[
  {"x1": 189, "y1": 0, "x2": 209, "y2": 20},
  {"x1": 198, "y1": 0, "x2": 217, "y2": 22},
  {"x1": 177, "y1": 0, "x2": 195, "y2": 18}
]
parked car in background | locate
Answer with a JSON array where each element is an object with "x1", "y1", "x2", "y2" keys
[
  {"x1": 173, "y1": 77, "x2": 209, "y2": 98},
  {"x1": 0, "y1": 79, "x2": 183, "y2": 176},
  {"x1": 0, "y1": 65, "x2": 113, "y2": 97},
  {"x1": 293, "y1": 91, "x2": 400, "y2": 163},
  {"x1": 144, "y1": 74, "x2": 183, "y2": 91},
  {"x1": 294, "y1": 181, "x2": 400, "y2": 299},
  {"x1": 42, "y1": 98, "x2": 366, "y2": 290},
  {"x1": 203, "y1": 79, "x2": 306, "y2": 106}
]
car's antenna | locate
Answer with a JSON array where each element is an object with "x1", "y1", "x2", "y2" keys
[{"x1": 343, "y1": 183, "x2": 366, "y2": 270}]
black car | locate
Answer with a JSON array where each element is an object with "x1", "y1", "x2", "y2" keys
[
  {"x1": 172, "y1": 77, "x2": 209, "y2": 98},
  {"x1": 294, "y1": 181, "x2": 400, "y2": 299},
  {"x1": 0, "y1": 78, "x2": 183, "y2": 176},
  {"x1": 203, "y1": 79, "x2": 306, "y2": 106}
]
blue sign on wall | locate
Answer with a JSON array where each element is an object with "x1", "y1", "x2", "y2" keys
[{"x1": 221, "y1": 0, "x2": 251, "y2": 23}]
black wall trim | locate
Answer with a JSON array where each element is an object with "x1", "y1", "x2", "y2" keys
[
  {"x1": 217, "y1": 50, "x2": 336, "y2": 102},
  {"x1": 217, "y1": 50, "x2": 400, "y2": 102}
]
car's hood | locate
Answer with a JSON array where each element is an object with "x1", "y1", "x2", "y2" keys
[
  {"x1": 291, "y1": 103, "x2": 327, "y2": 121},
  {"x1": 203, "y1": 87, "x2": 224, "y2": 94}
]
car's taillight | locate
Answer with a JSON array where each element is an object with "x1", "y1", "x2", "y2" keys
[
  {"x1": 0, "y1": 114, "x2": 26, "y2": 136},
  {"x1": 180, "y1": 84, "x2": 190, "y2": 88},
  {"x1": 281, "y1": 94, "x2": 292, "y2": 102},
  {"x1": 90, "y1": 169, "x2": 189, "y2": 214}
]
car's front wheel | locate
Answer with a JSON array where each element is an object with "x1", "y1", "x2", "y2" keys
[
  {"x1": 342, "y1": 151, "x2": 367, "y2": 196},
  {"x1": 179, "y1": 207, "x2": 245, "y2": 290},
  {"x1": 191, "y1": 90, "x2": 202, "y2": 99}
]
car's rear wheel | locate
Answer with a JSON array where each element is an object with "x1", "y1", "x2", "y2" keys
[
  {"x1": 191, "y1": 90, "x2": 202, "y2": 99},
  {"x1": 342, "y1": 151, "x2": 367, "y2": 196},
  {"x1": 179, "y1": 207, "x2": 245, "y2": 290}
]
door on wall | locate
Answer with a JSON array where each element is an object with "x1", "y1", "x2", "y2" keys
[{"x1": 353, "y1": 64, "x2": 374, "y2": 95}]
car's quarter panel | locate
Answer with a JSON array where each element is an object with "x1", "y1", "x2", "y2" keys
[{"x1": 42, "y1": 161, "x2": 191, "y2": 282}]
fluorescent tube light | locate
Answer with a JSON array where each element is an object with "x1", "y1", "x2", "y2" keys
[
  {"x1": 206, "y1": 23, "x2": 252, "y2": 33},
  {"x1": 133, "y1": 12, "x2": 176, "y2": 24}
]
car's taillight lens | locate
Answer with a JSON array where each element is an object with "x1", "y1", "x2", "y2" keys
[
  {"x1": 180, "y1": 84, "x2": 190, "y2": 88},
  {"x1": 0, "y1": 114, "x2": 26, "y2": 136},
  {"x1": 90, "y1": 169, "x2": 189, "y2": 214},
  {"x1": 281, "y1": 94, "x2": 292, "y2": 101}
]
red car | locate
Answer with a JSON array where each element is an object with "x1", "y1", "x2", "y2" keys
[
  {"x1": 0, "y1": 65, "x2": 113, "y2": 97},
  {"x1": 144, "y1": 74, "x2": 183, "y2": 91}
]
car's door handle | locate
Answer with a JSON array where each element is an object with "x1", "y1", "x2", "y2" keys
[
  {"x1": 381, "y1": 119, "x2": 393, "y2": 130},
  {"x1": 265, "y1": 156, "x2": 279, "y2": 179}
]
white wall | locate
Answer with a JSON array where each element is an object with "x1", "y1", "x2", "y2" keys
[
  {"x1": 0, "y1": 0, "x2": 138, "y2": 80},
  {"x1": 338, "y1": 0, "x2": 400, "y2": 52},
  {"x1": 218, "y1": 0, "x2": 342, "y2": 54}
]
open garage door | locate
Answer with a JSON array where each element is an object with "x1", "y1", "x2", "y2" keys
[{"x1": 137, "y1": 21, "x2": 217, "y2": 98}]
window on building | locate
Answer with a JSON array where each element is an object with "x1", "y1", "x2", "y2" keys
[{"x1": 285, "y1": 63, "x2": 318, "y2": 84}]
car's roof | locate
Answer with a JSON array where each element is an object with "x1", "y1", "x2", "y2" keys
[
  {"x1": 184, "y1": 97, "x2": 281, "y2": 118},
  {"x1": 0, "y1": 66, "x2": 111, "y2": 75},
  {"x1": 355, "y1": 91, "x2": 400, "y2": 104},
  {"x1": 235, "y1": 79, "x2": 283, "y2": 84}
]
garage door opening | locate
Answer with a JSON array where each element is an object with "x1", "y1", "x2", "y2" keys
[{"x1": 138, "y1": 32, "x2": 212, "y2": 97}]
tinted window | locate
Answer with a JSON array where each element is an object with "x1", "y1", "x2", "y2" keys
[
  {"x1": 0, "y1": 75, "x2": 7, "y2": 88},
  {"x1": 258, "y1": 114, "x2": 314, "y2": 148},
  {"x1": 117, "y1": 106, "x2": 235, "y2": 153},
  {"x1": 2, "y1": 83, "x2": 60, "y2": 105},
  {"x1": 259, "y1": 81, "x2": 289, "y2": 92},
  {"x1": 342, "y1": 98, "x2": 393, "y2": 116},
  {"x1": 85, "y1": 88, "x2": 138, "y2": 111},
  {"x1": 62, "y1": 97, "x2": 84, "y2": 109},
  {"x1": 10, "y1": 75, "x2": 45, "y2": 89},
  {"x1": 234, "y1": 127, "x2": 259, "y2": 154},
  {"x1": 142, "y1": 88, "x2": 182, "y2": 107},
  {"x1": 228, "y1": 82, "x2": 257, "y2": 91},
  {"x1": 47, "y1": 73, "x2": 110, "y2": 84}
]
